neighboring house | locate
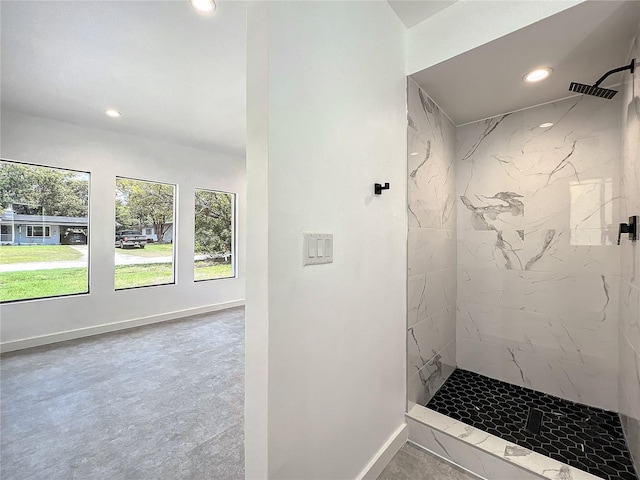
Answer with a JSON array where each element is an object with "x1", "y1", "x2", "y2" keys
[
  {"x1": 0, "y1": 207, "x2": 87, "y2": 245},
  {"x1": 141, "y1": 224, "x2": 173, "y2": 243}
]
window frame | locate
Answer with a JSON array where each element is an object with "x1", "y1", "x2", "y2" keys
[
  {"x1": 193, "y1": 187, "x2": 236, "y2": 282},
  {"x1": 114, "y1": 176, "x2": 177, "y2": 291},
  {"x1": 0, "y1": 158, "x2": 91, "y2": 304},
  {"x1": 26, "y1": 225, "x2": 51, "y2": 238}
]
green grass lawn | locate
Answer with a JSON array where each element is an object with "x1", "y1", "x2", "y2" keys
[
  {"x1": 0, "y1": 267, "x2": 88, "y2": 302},
  {"x1": 115, "y1": 263, "x2": 174, "y2": 289},
  {"x1": 1, "y1": 260, "x2": 233, "y2": 302},
  {"x1": 194, "y1": 261, "x2": 233, "y2": 281},
  {"x1": 115, "y1": 243, "x2": 173, "y2": 257},
  {"x1": 0, "y1": 245, "x2": 83, "y2": 264}
]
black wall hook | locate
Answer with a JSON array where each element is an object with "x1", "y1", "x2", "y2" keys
[{"x1": 374, "y1": 182, "x2": 390, "y2": 195}]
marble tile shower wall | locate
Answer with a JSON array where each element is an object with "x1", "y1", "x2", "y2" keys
[
  {"x1": 619, "y1": 29, "x2": 640, "y2": 473},
  {"x1": 455, "y1": 95, "x2": 622, "y2": 411},
  {"x1": 407, "y1": 79, "x2": 457, "y2": 408}
]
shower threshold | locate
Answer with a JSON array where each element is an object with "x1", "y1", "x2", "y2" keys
[{"x1": 419, "y1": 369, "x2": 638, "y2": 480}]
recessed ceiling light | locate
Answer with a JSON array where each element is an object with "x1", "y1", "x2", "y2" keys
[
  {"x1": 105, "y1": 109, "x2": 121, "y2": 118},
  {"x1": 190, "y1": 0, "x2": 216, "y2": 14},
  {"x1": 539, "y1": 122, "x2": 554, "y2": 128},
  {"x1": 410, "y1": 152, "x2": 419, "y2": 156},
  {"x1": 524, "y1": 67, "x2": 552, "y2": 83}
]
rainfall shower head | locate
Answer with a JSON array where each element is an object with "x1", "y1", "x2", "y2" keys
[
  {"x1": 569, "y1": 58, "x2": 635, "y2": 99},
  {"x1": 568, "y1": 82, "x2": 618, "y2": 99}
]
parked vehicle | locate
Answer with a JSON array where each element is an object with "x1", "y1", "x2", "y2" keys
[
  {"x1": 64, "y1": 233, "x2": 87, "y2": 245},
  {"x1": 62, "y1": 230, "x2": 87, "y2": 245},
  {"x1": 115, "y1": 230, "x2": 147, "y2": 249}
]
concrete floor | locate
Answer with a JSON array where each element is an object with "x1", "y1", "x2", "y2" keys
[
  {"x1": 378, "y1": 442, "x2": 480, "y2": 480},
  {"x1": 1, "y1": 306, "x2": 244, "y2": 480}
]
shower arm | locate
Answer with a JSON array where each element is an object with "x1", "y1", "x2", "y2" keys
[{"x1": 593, "y1": 59, "x2": 635, "y2": 88}]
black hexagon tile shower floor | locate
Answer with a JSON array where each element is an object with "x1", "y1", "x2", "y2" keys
[{"x1": 426, "y1": 369, "x2": 638, "y2": 480}]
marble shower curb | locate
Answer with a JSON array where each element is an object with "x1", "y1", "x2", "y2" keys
[{"x1": 407, "y1": 405, "x2": 603, "y2": 480}]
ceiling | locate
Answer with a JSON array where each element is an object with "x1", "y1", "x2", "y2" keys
[
  {"x1": 387, "y1": 1, "x2": 458, "y2": 29},
  {"x1": 4, "y1": 1, "x2": 638, "y2": 152},
  {"x1": 1, "y1": 1, "x2": 247, "y2": 157},
  {"x1": 411, "y1": 0, "x2": 640, "y2": 126}
]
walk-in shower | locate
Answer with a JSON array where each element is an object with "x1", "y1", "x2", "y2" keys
[{"x1": 405, "y1": 2, "x2": 640, "y2": 479}]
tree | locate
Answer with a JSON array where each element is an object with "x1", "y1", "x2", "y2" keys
[
  {"x1": 115, "y1": 178, "x2": 174, "y2": 241},
  {"x1": 0, "y1": 161, "x2": 89, "y2": 217},
  {"x1": 194, "y1": 190, "x2": 232, "y2": 260}
]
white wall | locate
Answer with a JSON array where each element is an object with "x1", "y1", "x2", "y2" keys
[
  {"x1": 406, "y1": 1, "x2": 583, "y2": 75},
  {"x1": 0, "y1": 111, "x2": 245, "y2": 350},
  {"x1": 245, "y1": 3, "x2": 270, "y2": 477},
  {"x1": 245, "y1": 2, "x2": 407, "y2": 479}
]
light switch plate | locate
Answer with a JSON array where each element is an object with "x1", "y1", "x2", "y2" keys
[{"x1": 303, "y1": 233, "x2": 333, "y2": 265}]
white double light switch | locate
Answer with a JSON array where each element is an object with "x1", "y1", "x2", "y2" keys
[{"x1": 303, "y1": 233, "x2": 333, "y2": 265}]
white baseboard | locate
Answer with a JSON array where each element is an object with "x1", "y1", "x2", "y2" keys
[
  {"x1": 356, "y1": 423, "x2": 408, "y2": 480},
  {"x1": 0, "y1": 300, "x2": 245, "y2": 353}
]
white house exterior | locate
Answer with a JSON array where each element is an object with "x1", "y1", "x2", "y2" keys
[{"x1": 141, "y1": 223, "x2": 173, "y2": 243}]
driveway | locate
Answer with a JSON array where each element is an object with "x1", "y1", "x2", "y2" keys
[{"x1": 113, "y1": 251, "x2": 175, "y2": 266}]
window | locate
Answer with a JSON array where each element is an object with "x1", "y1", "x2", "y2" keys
[
  {"x1": 115, "y1": 177, "x2": 176, "y2": 290},
  {"x1": 1, "y1": 225, "x2": 13, "y2": 241},
  {"x1": 26, "y1": 225, "x2": 51, "y2": 237},
  {"x1": 0, "y1": 160, "x2": 90, "y2": 303},
  {"x1": 194, "y1": 189, "x2": 235, "y2": 281}
]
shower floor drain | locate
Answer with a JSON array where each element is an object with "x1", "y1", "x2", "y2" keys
[{"x1": 426, "y1": 369, "x2": 638, "y2": 480}]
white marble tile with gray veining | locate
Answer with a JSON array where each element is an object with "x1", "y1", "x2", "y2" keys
[
  {"x1": 621, "y1": 35, "x2": 640, "y2": 221},
  {"x1": 456, "y1": 337, "x2": 618, "y2": 410},
  {"x1": 407, "y1": 405, "x2": 603, "y2": 480},
  {"x1": 457, "y1": 301, "x2": 617, "y2": 368},
  {"x1": 408, "y1": 274, "x2": 427, "y2": 328},
  {"x1": 408, "y1": 79, "x2": 457, "y2": 231},
  {"x1": 408, "y1": 229, "x2": 456, "y2": 276},
  {"x1": 458, "y1": 229, "x2": 525, "y2": 270},
  {"x1": 620, "y1": 410, "x2": 640, "y2": 475},
  {"x1": 620, "y1": 31, "x2": 640, "y2": 477},
  {"x1": 425, "y1": 267, "x2": 456, "y2": 317},
  {"x1": 407, "y1": 78, "x2": 458, "y2": 412},
  {"x1": 408, "y1": 127, "x2": 457, "y2": 231},
  {"x1": 457, "y1": 95, "x2": 621, "y2": 193},
  {"x1": 459, "y1": 227, "x2": 619, "y2": 275},
  {"x1": 620, "y1": 281, "x2": 640, "y2": 354},
  {"x1": 407, "y1": 340, "x2": 455, "y2": 408},
  {"x1": 408, "y1": 305, "x2": 455, "y2": 377},
  {"x1": 523, "y1": 228, "x2": 619, "y2": 274},
  {"x1": 619, "y1": 334, "x2": 640, "y2": 420},
  {"x1": 620, "y1": 239, "x2": 640, "y2": 290},
  {"x1": 458, "y1": 268, "x2": 618, "y2": 327}
]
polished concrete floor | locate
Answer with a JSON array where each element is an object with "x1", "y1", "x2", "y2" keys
[
  {"x1": 1, "y1": 306, "x2": 244, "y2": 480},
  {"x1": 378, "y1": 442, "x2": 480, "y2": 480}
]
